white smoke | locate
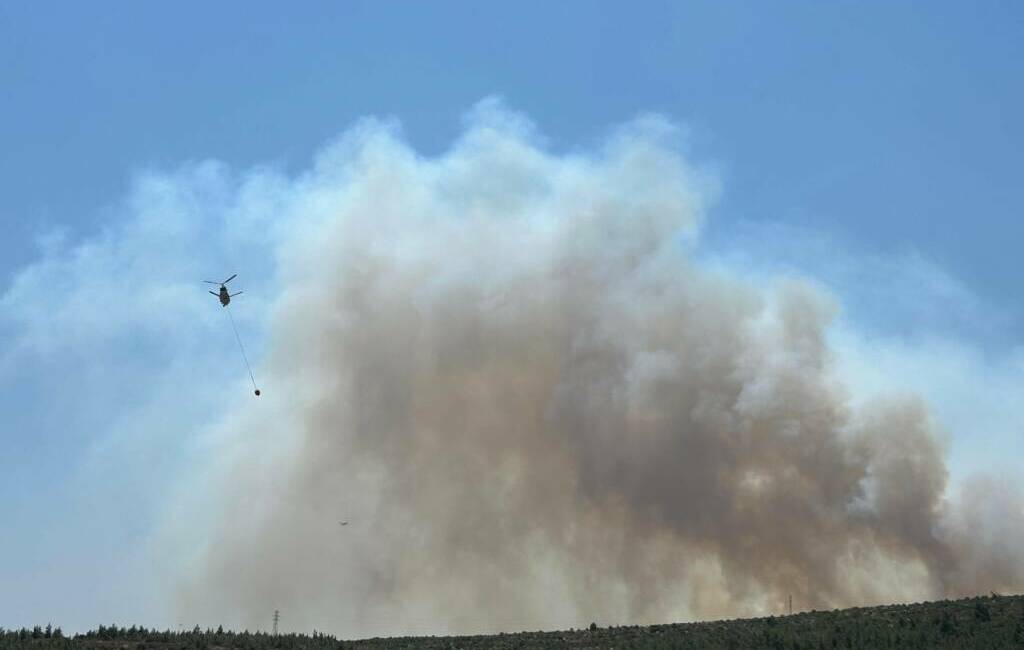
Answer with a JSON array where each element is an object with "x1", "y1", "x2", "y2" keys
[
  {"x1": 161, "y1": 100, "x2": 1023, "y2": 636},
  {"x1": 3, "y1": 100, "x2": 1021, "y2": 637}
]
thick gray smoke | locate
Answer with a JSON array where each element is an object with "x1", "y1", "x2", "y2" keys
[{"x1": 172, "y1": 103, "x2": 1024, "y2": 636}]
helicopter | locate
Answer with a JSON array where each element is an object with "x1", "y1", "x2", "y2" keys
[
  {"x1": 205, "y1": 274, "x2": 243, "y2": 306},
  {"x1": 206, "y1": 273, "x2": 260, "y2": 396}
]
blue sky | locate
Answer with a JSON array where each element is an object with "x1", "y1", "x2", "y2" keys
[
  {"x1": 2, "y1": 0, "x2": 1023, "y2": 633},
  {"x1": 4, "y1": 1, "x2": 1022, "y2": 303}
]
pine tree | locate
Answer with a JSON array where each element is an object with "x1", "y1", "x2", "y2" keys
[{"x1": 974, "y1": 600, "x2": 991, "y2": 622}]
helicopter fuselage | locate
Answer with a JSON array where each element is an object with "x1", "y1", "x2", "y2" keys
[{"x1": 206, "y1": 275, "x2": 240, "y2": 306}]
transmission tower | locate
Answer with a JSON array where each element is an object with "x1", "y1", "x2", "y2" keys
[{"x1": 273, "y1": 610, "x2": 279, "y2": 636}]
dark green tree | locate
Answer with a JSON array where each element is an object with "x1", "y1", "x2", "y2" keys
[{"x1": 974, "y1": 600, "x2": 991, "y2": 622}]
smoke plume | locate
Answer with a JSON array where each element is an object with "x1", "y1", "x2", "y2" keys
[{"x1": 171, "y1": 101, "x2": 1024, "y2": 636}]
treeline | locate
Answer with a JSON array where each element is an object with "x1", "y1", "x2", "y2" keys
[
  {"x1": 564, "y1": 594, "x2": 1024, "y2": 650},
  {"x1": 0, "y1": 626, "x2": 65, "y2": 643},
  {"x1": 3, "y1": 593, "x2": 1024, "y2": 649},
  {"x1": 0, "y1": 625, "x2": 340, "y2": 650}
]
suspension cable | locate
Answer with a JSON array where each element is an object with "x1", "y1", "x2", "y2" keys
[{"x1": 226, "y1": 305, "x2": 260, "y2": 396}]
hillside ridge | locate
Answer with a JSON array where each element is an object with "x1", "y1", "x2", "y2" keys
[{"x1": 4, "y1": 593, "x2": 1023, "y2": 649}]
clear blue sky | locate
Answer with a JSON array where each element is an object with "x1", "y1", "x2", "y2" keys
[
  {"x1": 2, "y1": 0, "x2": 1023, "y2": 632},
  {"x1": 3, "y1": 1, "x2": 1022, "y2": 304}
]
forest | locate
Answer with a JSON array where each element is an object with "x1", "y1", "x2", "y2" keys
[{"x1": 3, "y1": 593, "x2": 1023, "y2": 649}]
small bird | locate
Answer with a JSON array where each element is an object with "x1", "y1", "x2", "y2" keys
[{"x1": 339, "y1": 521, "x2": 348, "y2": 526}]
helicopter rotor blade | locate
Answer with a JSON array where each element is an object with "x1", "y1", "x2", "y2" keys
[
  {"x1": 229, "y1": 291, "x2": 243, "y2": 297},
  {"x1": 209, "y1": 291, "x2": 219, "y2": 297},
  {"x1": 204, "y1": 280, "x2": 221, "y2": 285},
  {"x1": 223, "y1": 274, "x2": 237, "y2": 285}
]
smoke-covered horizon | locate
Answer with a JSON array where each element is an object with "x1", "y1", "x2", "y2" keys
[{"x1": 160, "y1": 102, "x2": 1024, "y2": 637}]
